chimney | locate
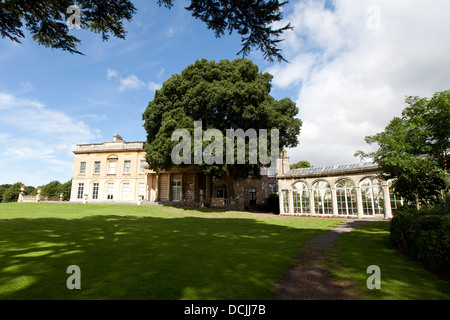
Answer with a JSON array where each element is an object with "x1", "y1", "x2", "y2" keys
[
  {"x1": 277, "y1": 149, "x2": 290, "y2": 175},
  {"x1": 113, "y1": 133, "x2": 123, "y2": 142}
]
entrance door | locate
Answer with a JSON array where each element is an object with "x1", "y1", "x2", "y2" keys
[
  {"x1": 172, "y1": 179, "x2": 181, "y2": 201},
  {"x1": 249, "y1": 188, "x2": 256, "y2": 205}
]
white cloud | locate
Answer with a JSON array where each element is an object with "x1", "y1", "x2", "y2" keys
[
  {"x1": 269, "y1": 0, "x2": 450, "y2": 167},
  {"x1": 0, "y1": 92, "x2": 100, "y2": 186},
  {"x1": 106, "y1": 68, "x2": 119, "y2": 80},
  {"x1": 0, "y1": 92, "x2": 93, "y2": 137},
  {"x1": 148, "y1": 81, "x2": 162, "y2": 91},
  {"x1": 107, "y1": 69, "x2": 161, "y2": 93},
  {"x1": 119, "y1": 74, "x2": 146, "y2": 92}
]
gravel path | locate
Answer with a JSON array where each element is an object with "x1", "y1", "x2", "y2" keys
[{"x1": 270, "y1": 220, "x2": 372, "y2": 300}]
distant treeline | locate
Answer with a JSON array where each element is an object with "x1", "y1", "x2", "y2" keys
[{"x1": 0, "y1": 180, "x2": 72, "y2": 203}]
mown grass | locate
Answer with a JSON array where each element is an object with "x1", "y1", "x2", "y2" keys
[
  {"x1": 327, "y1": 221, "x2": 450, "y2": 300},
  {"x1": 0, "y1": 202, "x2": 342, "y2": 300}
]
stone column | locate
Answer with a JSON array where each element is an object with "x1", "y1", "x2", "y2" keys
[
  {"x1": 288, "y1": 189, "x2": 294, "y2": 215},
  {"x1": 331, "y1": 187, "x2": 338, "y2": 217},
  {"x1": 356, "y1": 187, "x2": 364, "y2": 219},
  {"x1": 155, "y1": 173, "x2": 159, "y2": 202},
  {"x1": 279, "y1": 190, "x2": 285, "y2": 215},
  {"x1": 180, "y1": 173, "x2": 184, "y2": 202},
  {"x1": 168, "y1": 173, "x2": 172, "y2": 201},
  {"x1": 309, "y1": 188, "x2": 315, "y2": 215},
  {"x1": 382, "y1": 183, "x2": 392, "y2": 219}
]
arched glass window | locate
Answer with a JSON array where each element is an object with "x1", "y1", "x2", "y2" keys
[
  {"x1": 388, "y1": 180, "x2": 403, "y2": 210},
  {"x1": 312, "y1": 181, "x2": 332, "y2": 215},
  {"x1": 292, "y1": 182, "x2": 310, "y2": 214},
  {"x1": 335, "y1": 179, "x2": 357, "y2": 216},
  {"x1": 360, "y1": 177, "x2": 384, "y2": 216}
]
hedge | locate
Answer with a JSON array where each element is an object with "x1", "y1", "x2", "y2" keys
[{"x1": 390, "y1": 205, "x2": 450, "y2": 278}]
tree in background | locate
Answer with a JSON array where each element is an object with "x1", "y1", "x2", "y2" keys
[
  {"x1": 0, "y1": 184, "x2": 12, "y2": 203},
  {"x1": 1, "y1": 182, "x2": 25, "y2": 203},
  {"x1": 356, "y1": 90, "x2": 450, "y2": 209},
  {"x1": 143, "y1": 58, "x2": 302, "y2": 199},
  {"x1": 290, "y1": 160, "x2": 312, "y2": 169},
  {"x1": 0, "y1": 180, "x2": 72, "y2": 202},
  {"x1": 61, "y1": 180, "x2": 72, "y2": 201},
  {"x1": 0, "y1": 0, "x2": 292, "y2": 62},
  {"x1": 36, "y1": 180, "x2": 72, "y2": 200},
  {"x1": 39, "y1": 180, "x2": 62, "y2": 198}
]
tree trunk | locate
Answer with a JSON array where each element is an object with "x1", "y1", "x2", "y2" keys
[{"x1": 415, "y1": 192, "x2": 421, "y2": 210}]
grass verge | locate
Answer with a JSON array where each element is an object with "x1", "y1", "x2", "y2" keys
[
  {"x1": 0, "y1": 202, "x2": 341, "y2": 299},
  {"x1": 326, "y1": 221, "x2": 450, "y2": 300}
]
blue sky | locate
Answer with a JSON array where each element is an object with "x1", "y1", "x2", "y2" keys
[{"x1": 1, "y1": 0, "x2": 450, "y2": 187}]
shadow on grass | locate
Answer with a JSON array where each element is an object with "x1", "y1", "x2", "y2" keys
[
  {"x1": 327, "y1": 222, "x2": 450, "y2": 300},
  {"x1": 0, "y1": 214, "x2": 326, "y2": 300}
]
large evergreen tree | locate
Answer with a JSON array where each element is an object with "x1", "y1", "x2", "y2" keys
[
  {"x1": 143, "y1": 58, "x2": 301, "y2": 198},
  {"x1": 1, "y1": 0, "x2": 292, "y2": 62}
]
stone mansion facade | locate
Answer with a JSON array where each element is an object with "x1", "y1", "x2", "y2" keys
[
  {"x1": 70, "y1": 134, "x2": 288, "y2": 210},
  {"x1": 70, "y1": 134, "x2": 396, "y2": 219}
]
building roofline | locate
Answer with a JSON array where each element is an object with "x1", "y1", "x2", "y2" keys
[
  {"x1": 277, "y1": 162, "x2": 380, "y2": 179},
  {"x1": 73, "y1": 140, "x2": 145, "y2": 154}
]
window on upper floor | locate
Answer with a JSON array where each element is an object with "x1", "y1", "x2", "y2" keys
[
  {"x1": 79, "y1": 162, "x2": 86, "y2": 174},
  {"x1": 268, "y1": 183, "x2": 277, "y2": 195},
  {"x1": 94, "y1": 161, "x2": 101, "y2": 174},
  {"x1": 123, "y1": 160, "x2": 131, "y2": 174},
  {"x1": 108, "y1": 160, "x2": 116, "y2": 174},
  {"x1": 139, "y1": 160, "x2": 147, "y2": 173}
]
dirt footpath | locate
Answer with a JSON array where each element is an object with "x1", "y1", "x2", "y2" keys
[{"x1": 270, "y1": 220, "x2": 371, "y2": 300}]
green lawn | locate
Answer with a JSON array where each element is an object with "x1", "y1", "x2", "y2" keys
[
  {"x1": 327, "y1": 221, "x2": 450, "y2": 300},
  {"x1": 0, "y1": 202, "x2": 342, "y2": 300}
]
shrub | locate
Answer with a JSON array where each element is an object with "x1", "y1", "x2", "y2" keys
[{"x1": 390, "y1": 205, "x2": 450, "y2": 277}]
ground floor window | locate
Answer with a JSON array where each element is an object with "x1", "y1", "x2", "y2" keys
[
  {"x1": 77, "y1": 183, "x2": 84, "y2": 199},
  {"x1": 172, "y1": 179, "x2": 181, "y2": 201},
  {"x1": 336, "y1": 179, "x2": 357, "y2": 215},
  {"x1": 122, "y1": 183, "x2": 130, "y2": 201},
  {"x1": 388, "y1": 181, "x2": 403, "y2": 210},
  {"x1": 292, "y1": 182, "x2": 310, "y2": 214},
  {"x1": 268, "y1": 183, "x2": 277, "y2": 195},
  {"x1": 138, "y1": 183, "x2": 145, "y2": 199},
  {"x1": 249, "y1": 188, "x2": 256, "y2": 204},
  {"x1": 360, "y1": 177, "x2": 384, "y2": 215},
  {"x1": 92, "y1": 183, "x2": 99, "y2": 200},
  {"x1": 216, "y1": 184, "x2": 227, "y2": 198},
  {"x1": 313, "y1": 181, "x2": 333, "y2": 215},
  {"x1": 107, "y1": 183, "x2": 114, "y2": 200}
]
